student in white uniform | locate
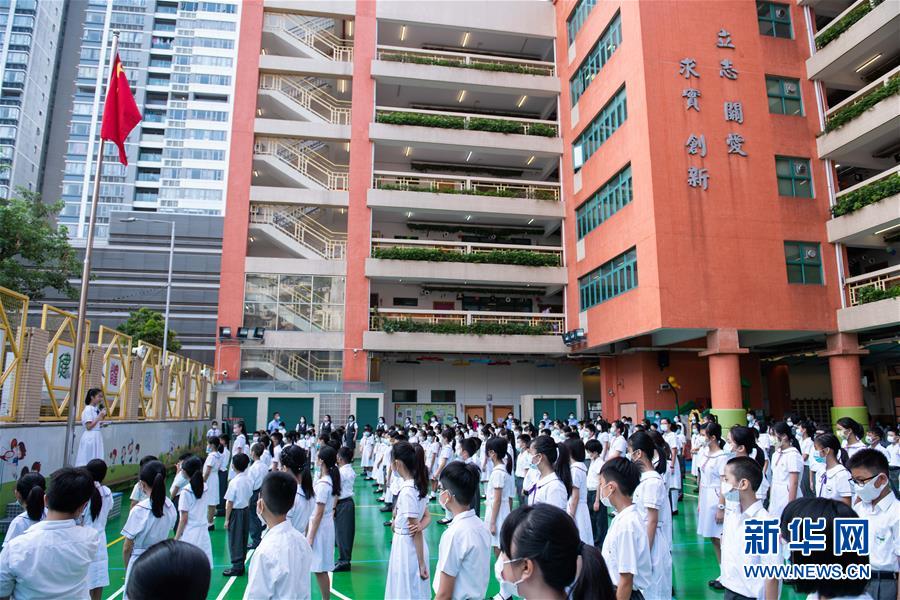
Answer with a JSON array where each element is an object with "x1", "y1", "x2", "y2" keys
[
  {"x1": 718, "y1": 457, "x2": 780, "y2": 600},
  {"x1": 586, "y1": 438, "x2": 607, "y2": 547},
  {"x1": 496, "y1": 503, "x2": 615, "y2": 600},
  {"x1": 2, "y1": 472, "x2": 45, "y2": 548},
  {"x1": 483, "y1": 437, "x2": 514, "y2": 551},
  {"x1": 174, "y1": 455, "x2": 213, "y2": 567},
  {"x1": 308, "y1": 445, "x2": 339, "y2": 599},
  {"x1": 128, "y1": 456, "x2": 159, "y2": 510},
  {"x1": 0, "y1": 467, "x2": 99, "y2": 600},
  {"x1": 334, "y1": 446, "x2": 356, "y2": 571},
  {"x1": 434, "y1": 462, "x2": 492, "y2": 600},
  {"x1": 84, "y1": 459, "x2": 113, "y2": 600},
  {"x1": 563, "y1": 438, "x2": 594, "y2": 546},
  {"x1": 847, "y1": 449, "x2": 900, "y2": 600},
  {"x1": 75, "y1": 388, "x2": 106, "y2": 467},
  {"x1": 384, "y1": 441, "x2": 431, "y2": 600},
  {"x1": 246, "y1": 442, "x2": 268, "y2": 549},
  {"x1": 813, "y1": 433, "x2": 852, "y2": 505},
  {"x1": 206, "y1": 421, "x2": 221, "y2": 439},
  {"x1": 125, "y1": 539, "x2": 211, "y2": 600},
  {"x1": 798, "y1": 421, "x2": 816, "y2": 498},
  {"x1": 690, "y1": 423, "x2": 704, "y2": 478},
  {"x1": 608, "y1": 421, "x2": 628, "y2": 460},
  {"x1": 769, "y1": 421, "x2": 804, "y2": 521},
  {"x1": 629, "y1": 430, "x2": 673, "y2": 600},
  {"x1": 514, "y1": 434, "x2": 531, "y2": 502},
  {"x1": 121, "y1": 460, "x2": 177, "y2": 599},
  {"x1": 280, "y1": 444, "x2": 315, "y2": 535},
  {"x1": 866, "y1": 426, "x2": 892, "y2": 463},
  {"x1": 223, "y1": 453, "x2": 253, "y2": 577},
  {"x1": 886, "y1": 426, "x2": 900, "y2": 494},
  {"x1": 217, "y1": 433, "x2": 231, "y2": 513},
  {"x1": 526, "y1": 435, "x2": 571, "y2": 511},
  {"x1": 361, "y1": 426, "x2": 376, "y2": 479},
  {"x1": 660, "y1": 418, "x2": 682, "y2": 515},
  {"x1": 244, "y1": 471, "x2": 314, "y2": 600},
  {"x1": 836, "y1": 417, "x2": 867, "y2": 461},
  {"x1": 598, "y1": 457, "x2": 651, "y2": 599},
  {"x1": 203, "y1": 437, "x2": 223, "y2": 530},
  {"x1": 231, "y1": 421, "x2": 249, "y2": 474},
  {"x1": 726, "y1": 426, "x2": 769, "y2": 506}
]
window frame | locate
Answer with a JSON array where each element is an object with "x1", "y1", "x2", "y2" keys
[
  {"x1": 775, "y1": 156, "x2": 813, "y2": 198},
  {"x1": 757, "y1": 1, "x2": 793, "y2": 39},
  {"x1": 578, "y1": 247, "x2": 638, "y2": 310},
  {"x1": 766, "y1": 75, "x2": 803, "y2": 115},
  {"x1": 784, "y1": 241, "x2": 823, "y2": 285},
  {"x1": 575, "y1": 164, "x2": 632, "y2": 239},
  {"x1": 573, "y1": 86, "x2": 627, "y2": 170},
  {"x1": 569, "y1": 12, "x2": 622, "y2": 106}
]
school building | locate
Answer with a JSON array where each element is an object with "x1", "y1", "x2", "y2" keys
[{"x1": 213, "y1": 0, "x2": 899, "y2": 431}]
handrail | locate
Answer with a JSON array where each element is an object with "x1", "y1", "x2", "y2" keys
[
  {"x1": 373, "y1": 170, "x2": 560, "y2": 201},
  {"x1": 845, "y1": 264, "x2": 899, "y2": 306},
  {"x1": 844, "y1": 263, "x2": 899, "y2": 285},
  {"x1": 836, "y1": 165, "x2": 900, "y2": 198},
  {"x1": 264, "y1": 13, "x2": 353, "y2": 62},
  {"x1": 376, "y1": 44, "x2": 554, "y2": 76},
  {"x1": 249, "y1": 203, "x2": 347, "y2": 259},
  {"x1": 827, "y1": 66, "x2": 900, "y2": 116},
  {"x1": 374, "y1": 106, "x2": 558, "y2": 136},
  {"x1": 371, "y1": 237, "x2": 561, "y2": 254},
  {"x1": 259, "y1": 74, "x2": 351, "y2": 125},
  {"x1": 254, "y1": 137, "x2": 349, "y2": 190},
  {"x1": 370, "y1": 308, "x2": 565, "y2": 333}
]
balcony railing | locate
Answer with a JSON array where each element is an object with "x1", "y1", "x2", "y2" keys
[
  {"x1": 846, "y1": 264, "x2": 900, "y2": 306},
  {"x1": 254, "y1": 137, "x2": 349, "y2": 190},
  {"x1": 370, "y1": 238, "x2": 563, "y2": 267},
  {"x1": 824, "y1": 68, "x2": 900, "y2": 133},
  {"x1": 263, "y1": 13, "x2": 353, "y2": 62},
  {"x1": 815, "y1": 0, "x2": 885, "y2": 50},
  {"x1": 258, "y1": 73, "x2": 351, "y2": 125},
  {"x1": 373, "y1": 170, "x2": 560, "y2": 201},
  {"x1": 832, "y1": 166, "x2": 900, "y2": 217},
  {"x1": 376, "y1": 45, "x2": 555, "y2": 77},
  {"x1": 370, "y1": 308, "x2": 564, "y2": 335},
  {"x1": 374, "y1": 107, "x2": 558, "y2": 137}
]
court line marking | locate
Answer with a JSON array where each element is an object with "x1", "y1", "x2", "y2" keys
[
  {"x1": 108, "y1": 535, "x2": 125, "y2": 548},
  {"x1": 215, "y1": 549, "x2": 255, "y2": 600},
  {"x1": 106, "y1": 585, "x2": 125, "y2": 600},
  {"x1": 328, "y1": 573, "x2": 352, "y2": 600}
]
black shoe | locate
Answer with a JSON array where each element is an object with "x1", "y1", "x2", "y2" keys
[
  {"x1": 438, "y1": 517, "x2": 452, "y2": 525},
  {"x1": 333, "y1": 562, "x2": 351, "y2": 572},
  {"x1": 383, "y1": 519, "x2": 393, "y2": 527},
  {"x1": 222, "y1": 568, "x2": 245, "y2": 577},
  {"x1": 708, "y1": 580, "x2": 724, "y2": 590},
  {"x1": 379, "y1": 504, "x2": 393, "y2": 512},
  {"x1": 207, "y1": 524, "x2": 215, "y2": 532},
  {"x1": 247, "y1": 543, "x2": 259, "y2": 550}
]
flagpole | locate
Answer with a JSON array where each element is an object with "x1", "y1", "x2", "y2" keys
[{"x1": 63, "y1": 32, "x2": 120, "y2": 468}]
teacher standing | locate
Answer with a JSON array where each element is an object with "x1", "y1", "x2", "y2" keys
[{"x1": 75, "y1": 388, "x2": 106, "y2": 466}]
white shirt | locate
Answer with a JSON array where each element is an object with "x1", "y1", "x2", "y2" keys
[
  {"x1": 601, "y1": 504, "x2": 651, "y2": 592},
  {"x1": 121, "y1": 498, "x2": 178, "y2": 551},
  {"x1": 815, "y1": 464, "x2": 852, "y2": 500},
  {"x1": 338, "y1": 464, "x2": 356, "y2": 500},
  {"x1": 130, "y1": 481, "x2": 147, "y2": 504},
  {"x1": 245, "y1": 520, "x2": 313, "y2": 600},
  {"x1": 720, "y1": 501, "x2": 780, "y2": 599},
  {"x1": 0, "y1": 519, "x2": 99, "y2": 600},
  {"x1": 800, "y1": 437, "x2": 814, "y2": 466},
  {"x1": 287, "y1": 488, "x2": 314, "y2": 534},
  {"x1": 247, "y1": 460, "x2": 267, "y2": 492},
  {"x1": 225, "y1": 471, "x2": 254, "y2": 509},
  {"x1": 528, "y1": 472, "x2": 568, "y2": 510},
  {"x1": 206, "y1": 427, "x2": 220, "y2": 438},
  {"x1": 218, "y1": 446, "x2": 231, "y2": 472},
  {"x1": 587, "y1": 456, "x2": 603, "y2": 491},
  {"x1": 1, "y1": 510, "x2": 46, "y2": 549},
  {"x1": 888, "y1": 443, "x2": 900, "y2": 468},
  {"x1": 233, "y1": 434, "x2": 248, "y2": 456},
  {"x1": 609, "y1": 435, "x2": 628, "y2": 458},
  {"x1": 514, "y1": 450, "x2": 530, "y2": 478},
  {"x1": 854, "y1": 491, "x2": 899, "y2": 572},
  {"x1": 433, "y1": 509, "x2": 492, "y2": 600}
]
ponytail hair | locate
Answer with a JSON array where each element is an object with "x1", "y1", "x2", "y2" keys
[
  {"x1": 814, "y1": 433, "x2": 848, "y2": 466},
  {"x1": 139, "y1": 460, "x2": 167, "y2": 518},
  {"x1": 704, "y1": 422, "x2": 724, "y2": 449},
  {"x1": 392, "y1": 441, "x2": 429, "y2": 498},
  {"x1": 85, "y1": 458, "x2": 107, "y2": 521},
  {"x1": 731, "y1": 425, "x2": 766, "y2": 470},
  {"x1": 629, "y1": 431, "x2": 666, "y2": 474},
  {"x1": 530, "y1": 435, "x2": 572, "y2": 497},
  {"x1": 774, "y1": 421, "x2": 801, "y2": 452},
  {"x1": 836, "y1": 417, "x2": 864, "y2": 442},
  {"x1": 16, "y1": 472, "x2": 46, "y2": 521},
  {"x1": 486, "y1": 436, "x2": 513, "y2": 475},
  {"x1": 317, "y1": 446, "x2": 340, "y2": 497},
  {"x1": 182, "y1": 456, "x2": 205, "y2": 499},
  {"x1": 647, "y1": 430, "x2": 670, "y2": 475},
  {"x1": 280, "y1": 445, "x2": 314, "y2": 498}
]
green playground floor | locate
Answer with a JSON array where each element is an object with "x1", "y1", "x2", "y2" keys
[{"x1": 101, "y1": 466, "x2": 805, "y2": 599}]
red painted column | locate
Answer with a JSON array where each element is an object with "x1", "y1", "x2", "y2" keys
[
  {"x1": 215, "y1": 0, "x2": 263, "y2": 380},
  {"x1": 699, "y1": 328, "x2": 748, "y2": 428},
  {"x1": 342, "y1": 1, "x2": 376, "y2": 382},
  {"x1": 819, "y1": 333, "x2": 868, "y2": 425},
  {"x1": 766, "y1": 364, "x2": 791, "y2": 418}
]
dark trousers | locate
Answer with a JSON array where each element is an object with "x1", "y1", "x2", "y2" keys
[
  {"x1": 800, "y1": 465, "x2": 813, "y2": 498},
  {"x1": 724, "y1": 588, "x2": 755, "y2": 600},
  {"x1": 248, "y1": 488, "x2": 263, "y2": 545},
  {"x1": 677, "y1": 454, "x2": 686, "y2": 485},
  {"x1": 515, "y1": 476, "x2": 523, "y2": 499},
  {"x1": 335, "y1": 497, "x2": 355, "y2": 564},
  {"x1": 217, "y1": 471, "x2": 227, "y2": 514},
  {"x1": 228, "y1": 506, "x2": 250, "y2": 571},
  {"x1": 586, "y1": 489, "x2": 609, "y2": 547}
]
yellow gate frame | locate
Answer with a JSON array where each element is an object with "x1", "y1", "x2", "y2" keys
[
  {"x1": 39, "y1": 304, "x2": 92, "y2": 421},
  {"x1": 0, "y1": 287, "x2": 28, "y2": 422},
  {"x1": 97, "y1": 326, "x2": 132, "y2": 419}
]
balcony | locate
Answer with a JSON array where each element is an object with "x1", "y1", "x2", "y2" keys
[
  {"x1": 375, "y1": 107, "x2": 557, "y2": 137},
  {"x1": 837, "y1": 264, "x2": 900, "y2": 331},
  {"x1": 827, "y1": 167, "x2": 900, "y2": 244}
]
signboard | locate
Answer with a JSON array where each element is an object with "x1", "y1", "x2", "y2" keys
[
  {"x1": 51, "y1": 343, "x2": 75, "y2": 389},
  {"x1": 142, "y1": 366, "x2": 154, "y2": 397},
  {"x1": 105, "y1": 357, "x2": 123, "y2": 395}
]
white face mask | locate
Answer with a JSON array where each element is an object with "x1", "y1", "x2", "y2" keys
[
  {"x1": 599, "y1": 484, "x2": 614, "y2": 508},
  {"x1": 660, "y1": 424, "x2": 669, "y2": 433},
  {"x1": 720, "y1": 481, "x2": 740, "y2": 503},
  {"x1": 854, "y1": 475, "x2": 887, "y2": 503},
  {"x1": 495, "y1": 556, "x2": 526, "y2": 597},
  {"x1": 438, "y1": 489, "x2": 450, "y2": 511}
]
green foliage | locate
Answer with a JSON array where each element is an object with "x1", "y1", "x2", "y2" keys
[
  {"x1": 118, "y1": 307, "x2": 182, "y2": 353},
  {"x1": 0, "y1": 188, "x2": 81, "y2": 299},
  {"x1": 375, "y1": 111, "x2": 465, "y2": 129},
  {"x1": 380, "y1": 53, "x2": 551, "y2": 76},
  {"x1": 815, "y1": 0, "x2": 883, "y2": 49},
  {"x1": 405, "y1": 222, "x2": 541, "y2": 238},
  {"x1": 371, "y1": 246, "x2": 561, "y2": 267},
  {"x1": 824, "y1": 75, "x2": 899, "y2": 133},
  {"x1": 857, "y1": 285, "x2": 900, "y2": 305},
  {"x1": 527, "y1": 123, "x2": 558, "y2": 137},
  {"x1": 378, "y1": 318, "x2": 552, "y2": 336},
  {"x1": 375, "y1": 182, "x2": 557, "y2": 201},
  {"x1": 410, "y1": 162, "x2": 523, "y2": 179},
  {"x1": 831, "y1": 173, "x2": 900, "y2": 217},
  {"x1": 376, "y1": 111, "x2": 557, "y2": 137}
]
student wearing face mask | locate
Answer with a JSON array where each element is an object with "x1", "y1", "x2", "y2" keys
[
  {"x1": 726, "y1": 426, "x2": 768, "y2": 506},
  {"x1": 769, "y1": 421, "x2": 804, "y2": 522},
  {"x1": 629, "y1": 431, "x2": 673, "y2": 599},
  {"x1": 846, "y1": 449, "x2": 899, "y2": 600},
  {"x1": 659, "y1": 418, "x2": 681, "y2": 516},
  {"x1": 608, "y1": 421, "x2": 629, "y2": 460},
  {"x1": 811, "y1": 433, "x2": 852, "y2": 506},
  {"x1": 496, "y1": 504, "x2": 615, "y2": 600},
  {"x1": 360, "y1": 426, "x2": 375, "y2": 480},
  {"x1": 598, "y1": 457, "x2": 650, "y2": 600},
  {"x1": 866, "y1": 425, "x2": 892, "y2": 462},
  {"x1": 384, "y1": 442, "x2": 431, "y2": 600},
  {"x1": 695, "y1": 423, "x2": 727, "y2": 589},
  {"x1": 835, "y1": 417, "x2": 866, "y2": 460},
  {"x1": 563, "y1": 438, "x2": 593, "y2": 546},
  {"x1": 690, "y1": 422, "x2": 704, "y2": 478},
  {"x1": 886, "y1": 426, "x2": 900, "y2": 494},
  {"x1": 797, "y1": 421, "x2": 816, "y2": 498},
  {"x1": 525, "y1": 435, "x2": 571, "y2": 511}
]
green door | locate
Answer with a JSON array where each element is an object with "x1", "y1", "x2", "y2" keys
[
  {"x1": 227, "y1": 397, "x2": 258, "y2": 433},
  {"x1": 534, "y1": 398, "x2": 556, "y2": 422},
  {"x1": 534, "y1": 398, "x2": 579, "y2": 422},
  {"x1": 268, "y1": 397, "x2": 314, "y2": 432},
  {"x1": 355, "y1": 397, "x2": 380, "y2": 439},
  {"x1": 554, "y1": 398, "x2": 577, "y2": 420}
]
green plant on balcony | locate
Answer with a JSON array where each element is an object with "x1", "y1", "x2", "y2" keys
[
  {"x1": 379, "y1": 53, "x2": 550, "y2": 76},
  {"x1": 378, "y1": 318, "x2": 553, "y2": 335},
  {"x1": 824, "y1": 75, "x2": 900, "y2": 133},
  {"x1": 856, "y1": 285, "x2": 900, "y2": 304},
  {"x1": 831, "y1": 173, "x2": 900, "y2": 217},
  {"x1": 527, "y1": 123, "x2": 558, "y2": 137},
  {"x1": 371, "y1": 246, "x2": 561, "y2": 267},
  {"x1": 815, "y1": 0, "x2": 884, "y2": 50},
  {"x1": 375, "y1": 111, "x2": 465, "y2": 129},
  {"x1": 468, "y1": 117, "x2": 525, "y2": 135}
]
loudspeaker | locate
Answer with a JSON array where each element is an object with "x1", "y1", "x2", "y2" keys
[{"x1": 657, "y1": 351, "x2": 670, "y2": 371}]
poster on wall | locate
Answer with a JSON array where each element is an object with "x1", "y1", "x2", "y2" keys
[
  {"x1": 142, "y1": 366, "x2": 154, "y2": 397},
  {"x1": 105, "y1": 357, "x2": 123, "y2": 395},
  {"x1": 51, "y1": 343, "x2": 74, "y2": 389},
  {"x1": 394, "y1": 403, "x2": 457, "y2": 425}
]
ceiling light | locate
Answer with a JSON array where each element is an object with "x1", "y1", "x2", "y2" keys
[
  {"x1": 457, "y1": 90, "x2": 466, "y2": 103},
  {"x1": 252, "y1": 170, "x2": 259, "y2": 177},
  {"x1": 256, "y1": 108, "x2": 262, "y2": 116},
  {"x1": 248, "y1": 235, "x2": 255, "y2": 242},
  {"x1": 400, "y1": 25, "x2": 407, "y2": 41},
  {"x1": 344, "y1": 142, "x2": 350, "y2": 151},
  {"x1": 339, "y1": 208, "x2": 345, "y2": 214},
  {"x1": 406, "y1": 211, "x2": 413, "y2": 218},
  {"x1": 338, "y1": 79, "x2": 347, "y2": 93},
  {"x1": 855, "y1": 54, "x2": 882, "y2": 73},
  {"x1": 528, "y1": 218, "x2": 534, "y2": 225},
  {"x1": 261, "y1": 48, "x2": 267, "y2": 55},
  {"x1": 526, "y1": 155, "x2": 535, "y2": 165},
  {"x1": 517, "y1": 95, "x2": 528, "y2": 108},
  {"x1": 874, "y1": 223, "x2": 900, "y2": 236},
  {"x1": 404, "y1": 146, "x2": 411, "y2": 157},
  {"x1": 465, "y1": 151, "x2": 473, "y2": 162},
  {"x1": 346, "y1": 21, "x2": 353, "y2": 37},
  {"x1": 461, "y1": 32, "x2": 470, "y2": 47},
  {"x1": 465, "y1": 215, "x2": 472, "y2": 221}
]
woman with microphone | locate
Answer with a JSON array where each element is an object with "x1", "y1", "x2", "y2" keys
[{"x1": 76, "y1": 388, "x2": 107, "y2": 466}]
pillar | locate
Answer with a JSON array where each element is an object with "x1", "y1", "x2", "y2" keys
[
  {"x1": 13, "y1": 327, "x2": 48, "y2": 423},
  {"x1": 699, "y1": 328, "x2": 748, "y2": 429},
  {"x1": 819, "y1": 333, "x2": 868, "y2": 427},
  {"x1": 156, "y1": 365, "x2": 170, "y2": 421},
  {"x1": 766, "y1": 363, "x2": 791, "y2": 419},
  {"x1": 178, "y1": 371, "x2": 191, "y2": 419}
]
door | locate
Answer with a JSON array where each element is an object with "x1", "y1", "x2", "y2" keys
[
  {"x1": 533, "y1": 398, "x2": 578, "y2": 422},
  {"x1": 433, "y1": 301, "x2": 454, "y2": 310},
  {"x1": 492, "y1": 405, "x2": 514, "y2": 425},
  {"x1": 268, "y1": 397, "x2": 314, "y2": 432},
  {"x1": 355, "y1": 397, "x2": 380, "y2": 439},
  {"x1": 226, "y1": 397, "x2": 258, "y2": 433},
  {"x1": 464, "y1": 405, "x2": 486, "y2": 425}
]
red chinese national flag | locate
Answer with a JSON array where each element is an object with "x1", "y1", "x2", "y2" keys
[{"x1": 100, "y1": 54, "x2": 141, "y2": 166}]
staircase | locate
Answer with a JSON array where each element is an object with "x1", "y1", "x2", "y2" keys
[
  {"x1": 249, "y1": 202, "x2": 347, "y2": 259},
  {"x1": 254, "y1": 137, "x2": 349, "y2": 190},
  {"x1": 263, "y1": 13, "x2": 353, "y2": 62},
  {"x1": 284, "y1": 352, "x2": 343, "y2": 381},
  {"x1": 259, "y1": 74, "x2": 351, "y2": 125}
]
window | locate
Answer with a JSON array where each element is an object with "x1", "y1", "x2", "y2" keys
[
  {"x1": 392, "y1": 390, "x2": 417, "y2": 403},
  {"x1": 775, "y1": 156, "x2": 812, "y2": 197},
  {"x1": 573, "y1": 86, "x2": 627, "y2": 170},
  {"x1": 570, "y1": 12, "x2": 621, "y2": 106},
  {"x1": 784, "y1": 242, "x2": 822, "y2": 284},
  {"x1": 576, "y1": 164, "x2": 632, "y2": 239},
  {"x1": 393, "y1": 297, "x2": 418, "y2": 307},
  {"x1": 757, "y1": 1, "x2": 792, "y2": 39},
  {"x1": 243, "y1": 274, "x2": 345, "y2": 332},
  {"x1": 579, "y1": 247, "x2": 638, "y2": 310},
  {"x1": 431, "y1": 390, "x2": 456, "y2": 403},
  {"x1": 766, "y1": 76, "x2": 802, "y2": 115},
  {"x1": 566, "y1": 0, "x2": 597, "y2": 44}
]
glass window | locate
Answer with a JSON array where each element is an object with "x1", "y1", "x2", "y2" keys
[
  {"x1": 570, "y1": 12, "x2": 621, "y2": 106},
  {"x1": 576, "y1": 164, "x2": 632, "y2": 239},
  {"x1": 775, "y1": 156, "x2": 812, "y2": 198},
  {"x1": 431, "y1": 390, "x2": 456, "y2": 403},
  {"x1": 784, "y1": 242, "x2": 822, "y2": 284},
  {"x1": 566, "y1": 0, "x2": 597, "y2": 44},
  {"x1": 392, "y1": 390, "x2": 417, "y2": 402},
  {"x1": 244, "y1": 273, "x2": 345, "y2": 332},
  {"x1": 573, "y1": 86, "x2": 627, "y2": 170},
  {"x1": 766, "y1": 75, "x2": 802, "y2": 115},
  {"x1": 757, "y1": 1, "x2": 792, "y2": 39},
  {"x1": 578, "y1": 247, "x2": 638, "y2": 310}
]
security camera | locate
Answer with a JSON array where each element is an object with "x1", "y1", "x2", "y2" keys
[{"x1": 221, "y1": 370, "x2": 228, "y2": 378}]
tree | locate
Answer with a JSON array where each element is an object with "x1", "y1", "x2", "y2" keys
[
  {"x1": 0, "y1": 188, "x2": 80, "y2": 298},
  {"x1": 118, "y1": 307, "x2": 182, "y2": 353}
]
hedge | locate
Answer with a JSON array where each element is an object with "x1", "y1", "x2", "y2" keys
[
  {"x1": 371, "y1": 246, "x2": 561, "y2": 267},
  {"x1": 857, "y1": 285, "x2": 900, "y2": 305},
  {"x1": 378, "y1": 318, "x2": 553, "y2": 335},
  {"x1": 375, "y1": 182, "x2": 558, "y2": 201},
  {"x1": 824, "y1": 75, "x2": 899, "y2": 133},
  {"x1": 815, "y1": 0, "x2": 884, "y2": 50},
  {"x1": 376, "y1": 111, "x2": 558, "y2": 137},
  {"x1": 831, "y1": 173, "x2": 900, "y2": 217},
  {"x1": 380, "y1": 53, "x2": 551, "y2": 76}
]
